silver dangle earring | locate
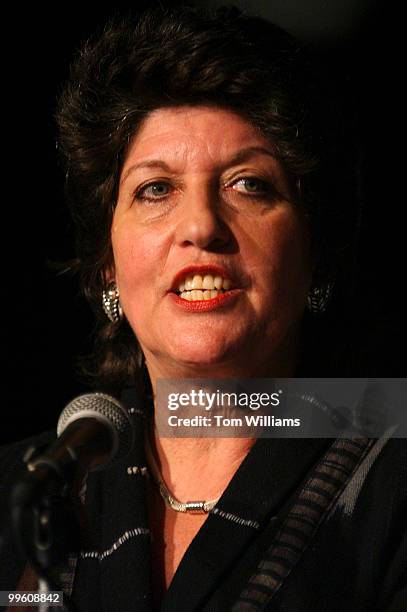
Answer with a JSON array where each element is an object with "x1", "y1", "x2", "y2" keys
[
  {"x1": 306, "y1": 281, "x2": 334, "y2": 314},
  {"x1": 102, "y1": 281, "x2": 123, "y2": 323}
]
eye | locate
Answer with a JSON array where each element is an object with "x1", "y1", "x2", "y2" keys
[
  {"x1": 134, "y1": 181, "x2": 171, "y2": 201},
  {"x1": 231, "y1": 176, "x2": 273, "y2": 196}
]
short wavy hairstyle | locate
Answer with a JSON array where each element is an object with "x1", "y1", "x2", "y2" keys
[{"x1": 55, "y1": 5, "x2": 361, "y2": 390}]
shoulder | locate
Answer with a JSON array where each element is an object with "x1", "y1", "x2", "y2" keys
[
  {"x1": 333, "y1": 436, "x2": 407, "y2": 523},
  {"x1": 364, "y1": 437, "x2": 407, "y2": 495}
]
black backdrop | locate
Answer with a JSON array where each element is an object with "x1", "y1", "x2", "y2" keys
[{"x1": 2, "y1": 0, "x2": 403, "y2": 444}]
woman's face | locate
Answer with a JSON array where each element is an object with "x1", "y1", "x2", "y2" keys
[{"x1": 111, "y1": 106, "x2": 312, "y2": 379}]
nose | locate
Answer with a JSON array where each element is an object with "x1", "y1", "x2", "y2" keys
[{"x1": 175, "y1": 184, "x2": 231, "y2": 250}]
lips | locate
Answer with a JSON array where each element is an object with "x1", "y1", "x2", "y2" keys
[{"x1": 169, "y1": 288, "x2": 242, "y2": 311}]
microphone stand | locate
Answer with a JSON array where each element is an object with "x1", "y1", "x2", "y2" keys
[
  {"x1": 9, "y1": 394, "x2": 130, "y2": 612},
  {"x1": 38, "y1": 577, "x2": 50, "y2": 612},
  {"x1": 33, "y1": 497, "x2": 64, "y2": 612},
  {"x1": 10, "y1": 445, "x2": 81, "y2": 612},
  {"x1": 32, "y1": 502, "x2": 54, "y2": 612}
]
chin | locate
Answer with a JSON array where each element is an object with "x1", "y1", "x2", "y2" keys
[
  {"x1": 172, "y1": 345, "x2": 231, "y2": 367},
  {"x1": 165, "y1": 334, "x2": 254, "y2": 373}
]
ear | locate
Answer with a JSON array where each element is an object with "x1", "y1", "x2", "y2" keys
[{"x1": 102, "y1": 263, "x2": 116, "y2": 286}]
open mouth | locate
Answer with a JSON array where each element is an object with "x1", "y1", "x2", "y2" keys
[{"x1": 175, "y1": 273, "x2": 233, "y2": 301}]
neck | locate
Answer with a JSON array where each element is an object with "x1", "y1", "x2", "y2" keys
[
  {"x1": 142, "y1": 329, "x2": 300, "y2": 501},
  {"x1": 149, "y1": 422, "x2": 256, "y2": 502}
]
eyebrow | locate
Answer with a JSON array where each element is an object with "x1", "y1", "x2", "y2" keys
[{"x1": 120, "y1": 146, "x2": 277, "y2": 186}]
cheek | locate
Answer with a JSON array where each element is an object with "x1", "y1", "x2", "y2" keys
[
  {"x1": 111, "y1": 223, "x2": 161, "y2": 290},
  {"x1": 247, "y1": 213, "x2": 311, "y2": 303},
  {"x1": 274, "y1": 221, "x2": 312, "y2": 306},
  {"x1": 273, "y1": 225, "x2": 309, "y2": 275}
]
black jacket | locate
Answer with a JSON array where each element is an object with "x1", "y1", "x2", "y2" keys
[{"x1": 1, "y1": 397, "x2": 406, "y2": 611}]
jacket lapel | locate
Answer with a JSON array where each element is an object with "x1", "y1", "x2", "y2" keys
[{"x1": 163, "y1": 438, "x2": 332, "y2": 610}]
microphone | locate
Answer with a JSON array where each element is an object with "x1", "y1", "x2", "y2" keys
[
  {"x1": 55, "y1": 392, "x2": 134, "y2": 471},
  {"x1": 12, "y1": 392, "x2": 134, "y2": 506},
  {"x1": 10, "y1": 392, "x2": 135, "y2": 594},
  {"x1": 9, "y1": 393, "x2": 134, "y2": 610}
]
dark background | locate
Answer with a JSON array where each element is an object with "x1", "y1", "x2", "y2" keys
[{"x1": 2, "y1": 0, "x2": 402, "y2": 444}]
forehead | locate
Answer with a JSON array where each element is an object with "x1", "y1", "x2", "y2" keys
[{"x1": 122, "y1": 105, "x2": 273, "y2": 170}]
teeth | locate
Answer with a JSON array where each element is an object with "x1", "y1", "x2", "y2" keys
[
  {"x1": 179, "y1": 289, "x2": 224, "y2": 301},
  {"x1": 202, "y1": 275, "x2": 214, "y2": 290},
  {"x1": 213, "y1": 276, "x2": 223, "y2": 290},
  {"x1": 192, "y1": 275, "x2": 203, "y2": 289},
  {"x1": 178, "y1": 274, "x2": 232, "y2": 293},
  {"x1": 185, "y1": 276, "x2": 194, "y2": 290}
]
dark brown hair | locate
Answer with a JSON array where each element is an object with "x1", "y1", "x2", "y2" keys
[{"x1": 55, "y1": 5, "x2": 360, "y2": 389}]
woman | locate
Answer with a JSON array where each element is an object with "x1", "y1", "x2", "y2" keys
[{"x1": 1, "y1": 5, "x2": 406, "y2": 611}]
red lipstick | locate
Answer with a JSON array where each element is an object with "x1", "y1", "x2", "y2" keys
[{"x1": 168, "y1": 288, "x2": 242, "y2": 311}]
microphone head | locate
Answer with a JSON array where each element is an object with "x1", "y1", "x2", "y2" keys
[{"x1": 57, "y1": 392, "x2": 134, "y2": 466}]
